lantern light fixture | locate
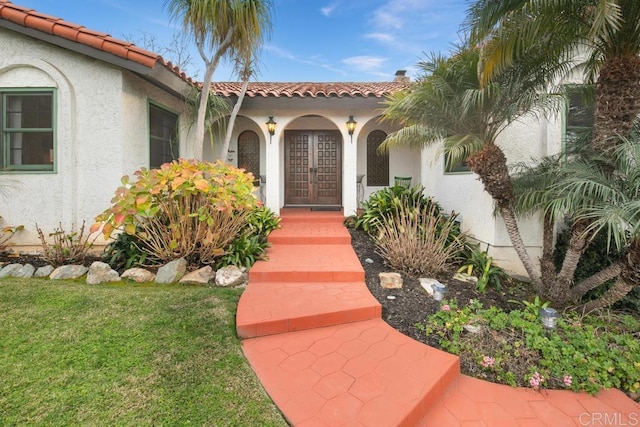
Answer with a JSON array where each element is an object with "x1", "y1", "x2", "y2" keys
[
  {"x1": 346, "y1": 115, "x2": 357, "y2": 140},
  {"x1": 266, "y1": 116, "x2": 276, "y2": 140}
]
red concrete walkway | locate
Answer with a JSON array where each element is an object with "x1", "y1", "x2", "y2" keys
[{"x1": 237, "y1": 209, "x2": 639, "y2": 426}]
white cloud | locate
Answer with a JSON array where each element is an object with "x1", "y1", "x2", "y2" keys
[
  {"x1": 342, "y1": 55, "x2": 387, "y2": 72},
  {"x1": 320, "y1": 5, "x2": 335, "y2": 17},
  {"x1": 365, "y1": 32, "x2": 395, "y2": 44},
  {"x1": 265, "y1": 44, "x2": 346, "y2": 76}
]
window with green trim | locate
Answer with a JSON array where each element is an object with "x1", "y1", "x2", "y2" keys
[
  {"x1": 1, "y1": 90, "x2": 54, "y2": 171},
  {"x1": 564, "y1": 85, "x2": 594, "y2": 152},
  {"x1": 149, "y1": 103, "x2": 179, "y2": 169},
  {"x1": 444, "y1": 153, "x2": 471, "y2": 173}
]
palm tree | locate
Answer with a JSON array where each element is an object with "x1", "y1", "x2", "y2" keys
[
  {"x1": 467, "y1": 0, "x2": 640, "y2": 153},
  {"x1": 468, "y1": 0, "x2": 640, "y2": 308},
  {"x1": 166, "y1": 0, "x2": 273, "y2": 159},
  {"x1": 380, "y1": 46, "x2": 563, "y2": 292}
]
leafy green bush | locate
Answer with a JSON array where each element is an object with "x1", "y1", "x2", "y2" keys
[
  {"x1": 354, "y1": 185, "x2": 442, "y2": 234},
  {"x1": 375, "y1": 199, "x2": 466, "y2": 276},
  {"x1": 101, "y1": 230, "x2": 149, "y2": 271},
  {"x1": 458, "y1": 244, "x2": 509, "y2": 292},
  {"x1": 216, "y1": 206, "x2": 280, "y2": 269},
  {"x1": 94, "y1": 160, "x2": 258, "y2": 267},
  {"x1": 421, "y1": 299, "x2": 640, "y2": 395}
]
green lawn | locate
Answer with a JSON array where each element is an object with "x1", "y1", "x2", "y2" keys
[{"x1": 0, "y1": 279, "x2": 286, "y2": 426}]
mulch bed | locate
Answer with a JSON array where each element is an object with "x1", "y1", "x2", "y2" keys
[{"x1": 348, "y1": 227, "x2": 531, "y2": 346}]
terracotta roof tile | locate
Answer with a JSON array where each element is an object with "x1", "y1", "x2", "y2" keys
[
  {"x1": 210, "y1": 81, "x2": 407, "y2": 98},
  {"x1": 0, "y1": 0, "x2": 194, "y2": 84}
]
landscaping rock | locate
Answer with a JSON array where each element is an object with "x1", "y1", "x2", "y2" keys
[
  {"x1": 121, "y1": 268, "x2": 156, "y2": 283},
  {"x1": 34, "y1": 265, "x2": 54, "y2": 278},
  {"x1": 379, "y1": 272, "x2": 402, "y2": 289},
  {"x1": 86, "y1": 261, "x2": 120, "y2": 285},
  {"x1": 180, "y1": 266, "x2": 215, "y2": 285},
  {"x1": 419, "y1": 278, "x2": 440, "y2": 295},
  {"x1": 156, "y1": 258, "x2": 187, "y2": 284},
  {"x1": 13, "y1": 263, "x2": 35, "y2": 278},
  {"x1": 215, "y1": 265, "x2": 248, "y2": 287},
  {"x1": 0, "y1": 263, "x2": 23, "y2": 278},
  {"x1": 50, "y1": 265, "x2": 89, "y2": 280}
]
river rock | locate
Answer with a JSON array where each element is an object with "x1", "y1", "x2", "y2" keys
[
  {"x1": 121, "y1": 268, "x2": 156, "y2": 283},
  {"x1": 86, "y1": 261, "x2": 120, "y2": 285},
  {"x1": 50, "y1": 265, "x2": 89, "y2": 280},
  {"x1": 155, "y1": 258, "x2": 187, "y2": 284},
  {"x1": 215, "y1": 265, "x2": 248, "y2": 287},
  {"x1": 180, "y1": 266, "x2": 215, "y2": 285}
]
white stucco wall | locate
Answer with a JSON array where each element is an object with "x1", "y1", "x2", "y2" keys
[{"x1": 0, "y1": 28, "x2": 190, "y2": 248}]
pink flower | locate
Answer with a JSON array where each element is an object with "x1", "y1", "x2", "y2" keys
[
  {"x1": 481, "y1": 356, "x2": 495, "y2": 368},
  {"x1": 529, "y1": 372, "x2": 545, "y2": 390},
  {"x1": 441, "y1": 304, "x2": 451, "y2": 311},
  {"x1": 563, "y1": 375, "x2": 572, "y2": 387}
]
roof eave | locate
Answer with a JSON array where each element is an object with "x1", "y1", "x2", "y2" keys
[{"x1": 0, "y1": 19, "x2": 191, "y2": 98}]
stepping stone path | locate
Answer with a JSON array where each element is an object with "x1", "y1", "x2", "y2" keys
[{"x1": 236, "y1": 209, "x2": 639, "y2": 426}]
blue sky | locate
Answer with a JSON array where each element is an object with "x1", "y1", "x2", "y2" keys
[{"x1": 18, "y1": 0, "x2": 469, "y2": 82}]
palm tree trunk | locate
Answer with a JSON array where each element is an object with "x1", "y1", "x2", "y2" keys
[
  {"x1": 577, "y1": 240, "x2": 640, "y2": 312},
  {"x1": 498, "y1": 206, "x2": 544, "y2": 292},
  {"x1": 219, "y1": 77, "x2": 249, "y2": 161},
  {"x1": 539, "y1": 213, "x2": 556, "y2": 288},
  {"x1": 549, "y1": 220, "x2": 589, "y2": 305},
  {"x1": 467, "y1": 144, "x2": 543, "y2": 290},
  {"x1": 570, "y1": 262, "x2": 623, "y2": 300},
  {"x1": 592, "y1": 55, "x2": 640, "y2": 153}
]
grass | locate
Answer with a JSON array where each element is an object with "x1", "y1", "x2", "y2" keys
[{"x1": 0, "y1": 278, "x2": 287, "y2": 426}]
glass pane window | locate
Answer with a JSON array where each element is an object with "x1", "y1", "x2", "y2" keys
[
  {"x1": 1, "y1": 91, "x2": 54, "y2": 171},
  {"x1": 238, "y1": 131, "x2": 260, "y2": 184},
  {"x1": 366, "y1": 130, "x2": 389, "y2": 186},
  {"x1": 149, "y1": 104, "x2": 179, "y2": 169},
  {"x1": 564, "y1": 85, "x2": 595, "y2": 153}
]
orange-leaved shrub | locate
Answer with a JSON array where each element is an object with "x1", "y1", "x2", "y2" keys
[{"x1": 93, "y1": 159, "x2": 259, "y2": 266}]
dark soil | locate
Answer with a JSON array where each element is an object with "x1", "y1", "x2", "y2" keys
[
  {"x1": 348, "y1": 227, "x2": 531, "y2": 345},
  {"x1": 0, "y1": 252, "x2": 102, "y2": 269}
]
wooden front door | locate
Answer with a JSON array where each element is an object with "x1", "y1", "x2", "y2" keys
[{"x1": 285, "y1": 130, "x2": 342, "y2": 206}]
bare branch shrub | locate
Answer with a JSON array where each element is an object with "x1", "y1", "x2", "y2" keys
[
  {"x1": 375, "y1": 201, "x2": 465, "y2": 276},
  {"x1": 36, "y1": 221, "x2": 96, "y2": 267}
]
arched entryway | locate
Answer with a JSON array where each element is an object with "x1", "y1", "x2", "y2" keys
[{"x1": 283, "y1": 117, "x2": 342, "y2": 207}]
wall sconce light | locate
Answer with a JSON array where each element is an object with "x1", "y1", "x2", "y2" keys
[
  {"x1": 346, "y1": 115, "x2": 357, "y2": 142},
  {"x1": 266, "y1": 116, "x2": 276, "y2": 143},
  {"x1": 540, "y1": 307, "x2": 559, "y2": 330}
]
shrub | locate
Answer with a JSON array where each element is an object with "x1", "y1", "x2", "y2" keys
[
  {"x1": 0, "y1": 216, "x2": 23, "y2": 252},
  {"x1": 36, "y1": 221, "x2": 96, "y2": 267},
  {"x1": 354, "y1": 185, "x2": 442, "y2": 234},
  {"x1": 374, "y1": 199, "x2": 466, "y2": 276},
  {"x1": 94, "y1": 160, "x2": 258, "y2": 267},
  {"x1": 216, "y1": 206, "x2": 280, "y2": 269},
  {"x1": 421, "y1": 299, "x2": 640, "y2": 395},
  {"x1": 458, "y1": 244, "x2": 509, "y2": 292},
  {"x1": 101, "y1": 230, "x2": 150, "y2": 271}
]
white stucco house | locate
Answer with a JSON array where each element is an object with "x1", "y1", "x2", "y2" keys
[{"x1": 0, "y1": 1, "x2": 570, "y2": 275}]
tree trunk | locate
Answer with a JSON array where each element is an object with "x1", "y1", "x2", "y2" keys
[
  {"x1": 192, "y1": 29, "x2": 234, "y2": 160},
  {"x1": 498, "y1": 206, "x2": 544, "y2": 292},
  {"x1": 577, "y1": 240, "x2": 640, "y2": 312},
  {"x1": 219, "y1": 77, "x2": 249, "y2": 161},
  {"x1": 570, "y1": 262, "x2": 623, "y2": 300},
  {"x1": 467, "y1": 144, "x2": 543, "y2": 290},
  {"x1": 547, "y1": 220, "x2": 589, "y2": 305},
  {"x1": 539, "y1": 213, "x2": 557, "y2": 289},
  {"x1": 592, "y1": 55, "x2": 640, "y2": 153}
]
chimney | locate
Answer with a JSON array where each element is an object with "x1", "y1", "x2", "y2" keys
[{"x1": 393, "y1": 70, "x2": 410, "y2": 83}]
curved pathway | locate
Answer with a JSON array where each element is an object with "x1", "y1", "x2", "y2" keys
[{"x1": 237, "y1": 209, "x2": 639, "y2": 426}]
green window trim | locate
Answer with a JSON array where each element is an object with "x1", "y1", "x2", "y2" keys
[
  {"x1": 148, "y1": 101, "x2": 179, "y2": 169},
  {"x1": 443, "y1": 153, "x2": 471, "y2": 174},
  {"x1": 1, "y1": 88, "x2": 57, "y2": 173}
]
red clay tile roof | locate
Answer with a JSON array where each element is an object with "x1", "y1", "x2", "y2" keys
[
  {"x1": 211, "y1": 82, "x2": 408, "y2": 98},
  {"x1": 0, "y1": 0, "x2": 193, "y2": 85}
]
